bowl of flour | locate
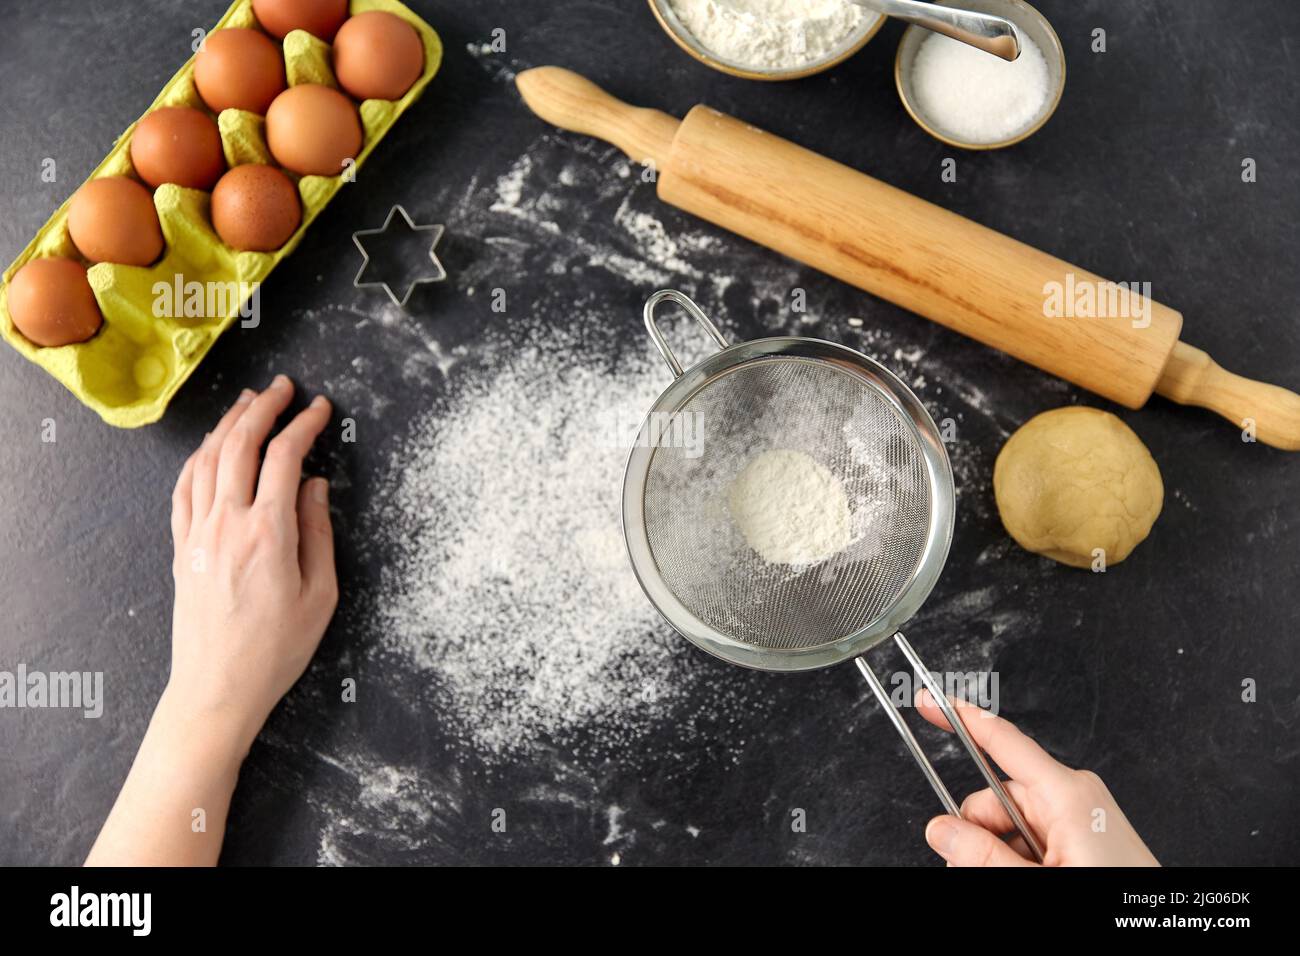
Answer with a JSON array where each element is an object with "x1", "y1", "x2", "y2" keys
[{"x1": 649, "y1": 0, "x2": 886, "y2": 81}]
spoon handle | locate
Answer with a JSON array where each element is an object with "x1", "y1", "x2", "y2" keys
[{"x1": 858, "y1": 0, "x2": 1021, "y2": 60}]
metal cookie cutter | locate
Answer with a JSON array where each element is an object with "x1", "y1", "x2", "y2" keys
[{"x1": 351, "y1": 205, "x2": 447, "y2": 308}]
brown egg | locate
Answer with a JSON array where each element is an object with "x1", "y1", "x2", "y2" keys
[
  {"x1": 68, "y1": 176, "x2": 164, "y2": 266},
  {"x1": 265, "y1": 84, "x2": 362, "y2": 177},
  {"x1": 211, "y1": 164, "x2": 302, "y2": 251},
  {"x1": 7, "y1": 258, "x2": 103, "y2": 348},
  {"x1": 131, "y1": 107, "x2": 227, "y2": 190},
  {"x1": 252, "y1": 0, "x2": 348, "y2": 41},
  {"x1": 333, "y1": 11, "x2": 424, "y2": 102},
  {"x1": 195, "y1": 28, "x2": 286, "y2": 115}
]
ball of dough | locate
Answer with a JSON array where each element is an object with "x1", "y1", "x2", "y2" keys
[{"x1": 994, "y1": 407, "x2": 1163, "y2": 569}]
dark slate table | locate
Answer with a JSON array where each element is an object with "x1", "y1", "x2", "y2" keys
[{"x1": 1, "y1": 0, "x2": 1296, "y2": 866}]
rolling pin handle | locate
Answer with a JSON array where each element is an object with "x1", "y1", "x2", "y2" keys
[
  {"x1": 643, "y1": 290, "x2": 729, "y2": 378},
  {"x1": 516, "y1": 67, "x2": 680, "y2": 169},
  {"x1": 1156, "y1": 341, "x2": 1300, "y2": 451}
]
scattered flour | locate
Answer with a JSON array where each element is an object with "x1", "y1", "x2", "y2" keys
[
  {"x1": 667, "y1": 0, "x2": 873, "y2": 70},
  {"x1": 342, "y1": 127, "x2": 1017, "y2": 772},
  {"x1": 302, "y1": 745, "x2": 462, "y2": 866},
  {"x1": 464, "y1": 40, "x2": 521, "y2": 84},
  {"x1": 367, "y1": 322, "x2": 755, "y2": 762}
]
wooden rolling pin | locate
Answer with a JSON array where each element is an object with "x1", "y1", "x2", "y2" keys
[{"x1": 516, "y1": 67, "x2": 1300, "y2": 451}]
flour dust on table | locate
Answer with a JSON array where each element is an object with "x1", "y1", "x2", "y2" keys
[
  {"x1": 347, "y1": 129, "x2": 1026, "y2": 771},
  {"x1": 363, "y1": 318, "x2": 761, "y2": 766}
]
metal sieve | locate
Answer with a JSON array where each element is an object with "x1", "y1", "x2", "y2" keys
[{"x1": 623, "y1": 290, "x2": 1044, "y2": 860}]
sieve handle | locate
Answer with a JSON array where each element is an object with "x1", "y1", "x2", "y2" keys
[
  {"x1": 855, "y1": 657, "x2": 962, "y2": 818},
  {"x1": 892, "y1": 633, "x2": 1047, "y2": 863},
  {"x1": 644, "y1": 290, "x2": 729, "y2": 378}
]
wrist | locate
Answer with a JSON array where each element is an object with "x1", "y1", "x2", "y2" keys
[{"x1": 153, "y1": 684, "x2": 264, "y2": 769}]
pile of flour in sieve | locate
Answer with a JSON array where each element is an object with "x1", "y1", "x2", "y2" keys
[
  {"x1": 728, "y1": 449, "x2": 851, "y2": 565},
  {"x1": 667, "y1": 0, "x2": 870, "y2": 70}
]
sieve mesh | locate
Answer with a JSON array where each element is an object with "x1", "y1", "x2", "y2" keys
[{"x1": 643, "y1": 357, "x2": 933, "y2": 651}]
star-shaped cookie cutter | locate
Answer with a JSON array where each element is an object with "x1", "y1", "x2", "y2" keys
[{"x1": 351, "y1": 205, "x2": 447, "y2": 308}]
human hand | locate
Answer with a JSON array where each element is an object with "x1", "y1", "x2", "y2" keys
[
  {"x1": 166, "y1": 374, "x2": 338, "y2": 757},
  {"x1": 918, "y1": 692, "x2": 1159, "y2": 867},
  {"x1": 87, "y1": 376, "x2": 338, "y2": 866}
]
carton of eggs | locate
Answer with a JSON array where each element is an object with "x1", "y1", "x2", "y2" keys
[{"x1": 0, "y1": 0, "x2": 441, "y2": 428}]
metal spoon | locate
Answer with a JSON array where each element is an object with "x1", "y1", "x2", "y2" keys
[{"x1": 851, "y1": 0, "x2": 1021, "y2": 60}]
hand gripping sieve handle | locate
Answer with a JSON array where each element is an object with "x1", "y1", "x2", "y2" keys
[
  {"x1": 858, "y1": 634, "x2": 1047, "y2": 863},
  {"x1": 644, "y1": 290, "x2": 729, "y2": 378}
]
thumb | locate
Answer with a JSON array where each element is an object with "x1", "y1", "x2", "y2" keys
[
  {"x1": 925, "y1": 815, "x2": 1035, "y2": 868},
  {"x1": 297, "y1": 477, "x2": 337, "y2": 601}
]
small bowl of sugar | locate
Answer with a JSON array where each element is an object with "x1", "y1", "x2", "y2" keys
[
  {"x1": 649, "y1": 0, "x2": 887, "y2": 81},
  {"x1": 895, "y1": 0, "x2": 1064, "y2": 149}
]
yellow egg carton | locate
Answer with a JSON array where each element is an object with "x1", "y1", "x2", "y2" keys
[{"x1": 0, "y1": 0, "x2": 443, "y2": 428}]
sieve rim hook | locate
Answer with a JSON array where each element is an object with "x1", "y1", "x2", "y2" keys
[{"x1": 644, "y1": 290, "x2": 729, "y2": 378}]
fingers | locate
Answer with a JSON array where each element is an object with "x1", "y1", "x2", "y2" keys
[
  {"x1": 925, "y1": 815, "x2": 1036, "y2": 868},
  {"x1": 958, "y1": 786, "x2": 1040, "y2": 863},
  {"x1": 171, "y1": 450, "x2": 198, "y2": 546},
  {"x1": 960, "y1": 782, "x2": 1035, "y2": 842},
  {"x1": 256, "y1": 396, "x2": 332, "y2": 510},
  {"x1": 955, "y1": 784, "x2": 1041, "y2": 863},
  {"x1": 916, "y1": 690, "x2": 1068, "y2": 788},
  {"x1": 190, "y1": 389, "x2": 258, "y2": 523},
  {"x1": 296, "y1": 477, "x2": 337, "y2": 602},
  {"x1": 214, "y1": 376, "x2": 295, "y2": 508},
  {"x1": 960, "y1": 786, "x2": 1016, "y2": 834}
]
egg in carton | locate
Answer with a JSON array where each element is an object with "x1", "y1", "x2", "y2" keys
[{"x1": 0, "y1": 0, "x2": 443, "y2": 428}]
